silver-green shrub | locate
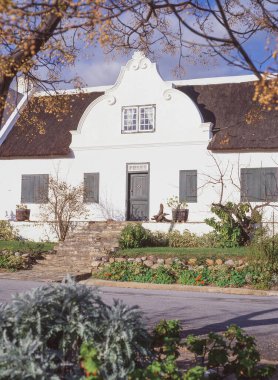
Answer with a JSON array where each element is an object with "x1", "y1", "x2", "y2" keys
[
  {"x1": 0, "y1": 276, "x2": 150, "y2": 379},
  {"x1": 0, "y1": 220, "x2": 17, "y2": 240}
]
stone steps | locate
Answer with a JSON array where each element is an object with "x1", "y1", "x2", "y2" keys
[
  {"x1": 54, "y1": 221, "x2": 128, "y2": 260},
  {"x1": 0, "y1": 221, "x2": 133, "y2": 282}
]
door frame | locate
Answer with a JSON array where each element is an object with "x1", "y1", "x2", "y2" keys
[{"x1": 125, "y1": 162, "x2": 150, "y2": 221}]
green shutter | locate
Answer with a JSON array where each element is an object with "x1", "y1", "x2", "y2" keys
[
  {"x1": 34, "y1": 175, "x2": 49, "y2": 203},
  {"x1": 84, "y1": 173, "x2": 99, "y2": 203},
  {"x1": 21, "y1": 174, "x2": 49, "y2": 204},
  {"x1": 21, "y1": 175, "x2": 33, "y2": 203},
  {"x1": 241, "y1": 168, "x2": 262, "y2": 201},
  {"x1": 179, "y1": 170, "x2": 197, "y2": 203},
  {"x1": 263, "y1": 168, "x2": 278, "y2": 201},
  {"x1": 241, "y1": 168, "x2": 278, "y2": 202}
]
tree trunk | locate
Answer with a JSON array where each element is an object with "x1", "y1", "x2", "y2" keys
[{"x1": 0, "y1": 76, "x2": 13, "y2": 127}]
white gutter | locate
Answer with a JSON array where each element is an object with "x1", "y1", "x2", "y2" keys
[{"x1": 0, "y1": 92, "x2": 30, "y2": 146}]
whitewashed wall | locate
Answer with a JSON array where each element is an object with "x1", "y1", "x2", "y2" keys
[{"x1": 1, "y1": 52, "x2": 278, "y2": 241}]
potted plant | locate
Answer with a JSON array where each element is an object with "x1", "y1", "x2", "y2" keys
[
  {"x1": 166, "y1": 196, "x2": 189, "y2": 222},
  {"x1": 16, "y1": 204, "x2": 30, "y2": 221}
]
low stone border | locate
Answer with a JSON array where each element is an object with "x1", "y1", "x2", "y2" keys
[
  {"x1": 91, "y1": 255, "x2": 245, "y2": 270},
  {"x1": 82, "y1": 278, "x2": 278, "y2": 297}
]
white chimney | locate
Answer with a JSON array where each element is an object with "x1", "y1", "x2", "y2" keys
[{"x1": 17, "y1": 76, "x2": 33, "y2": 94}]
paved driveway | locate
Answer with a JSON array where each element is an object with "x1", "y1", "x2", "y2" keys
[{"x1": 1, "y1": 279, "x2": 277, "y2": 361}]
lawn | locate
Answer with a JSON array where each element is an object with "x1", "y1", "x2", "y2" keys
[
  {"x1": 0, "y1": 240, "x2": 55, "y2": 252},
  {"x1": 115, "y1": 246, "x2": 247, "y2": 260}
]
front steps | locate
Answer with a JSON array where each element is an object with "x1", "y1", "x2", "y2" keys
[
  {"x1": 0, "y1": 221, "x2": 129, "y2": 282},
  {"x1": 55, "y1": 220, "x2": 129, "y2": 258}
]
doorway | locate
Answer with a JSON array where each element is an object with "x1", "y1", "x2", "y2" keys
[{"x1": 126, "y1": 164, "x2": 149, "y2": 221}]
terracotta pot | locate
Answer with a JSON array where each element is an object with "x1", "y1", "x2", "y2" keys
[
  {"x1": 16, "y1": 209, "x2": 30, "y2": 221},
  {"x1": 172, "y1": 208, "x2": 189, "y2": 223}
]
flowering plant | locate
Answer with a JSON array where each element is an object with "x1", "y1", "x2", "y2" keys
[
  {"x1": 166, "y1": 196, "x2": 188, "y2": 209},
  {"x1": 16, "y1": 204, "x2": 28, "y2": 209}
]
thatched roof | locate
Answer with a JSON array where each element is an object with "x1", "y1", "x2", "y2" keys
[
  {"x1": 0, "y1": 79, "x2": 277, "y2": 157},
  {"x1": 0, "y1": 91, "x2": 103, "y2": 157},
  {"x1": 177, "y1": 81, "x2": 277, "y2": 151}
]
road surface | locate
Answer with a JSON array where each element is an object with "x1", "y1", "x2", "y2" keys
[{"x1": 0, "y1": 279, "x2": 277, "y2": 361}]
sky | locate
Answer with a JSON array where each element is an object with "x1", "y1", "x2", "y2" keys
[{"x1": 67, "y1": 46, "x2": 251, "y2": 89}]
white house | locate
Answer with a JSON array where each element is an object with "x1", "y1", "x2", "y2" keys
[{"x1": 0, "y1": 51, "x2": 277, "y2": 240}]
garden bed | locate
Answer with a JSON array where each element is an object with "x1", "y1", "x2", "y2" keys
[
  {"x1": 92, "y1": 255, "x2": 278, "y2": 290},
  {"x1": 0, "y1": 240, "x2": 55, "y2": 271}
]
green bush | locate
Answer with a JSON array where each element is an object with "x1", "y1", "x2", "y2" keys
[
  {"x1": 248, "y1": 235, "x2": 278, "y2": 262},
  {"x1": 168, "y1": 230, "x2": 200, "y2": 248},
  {"x1": 0, "y1": 254, "x2": 26, "y2": 270},
  {"x1": 153, "y1": 230, "x2": 221, "y2": 249},
  {"x1": 0, "y1": 276, "x2": 150, "y2": 379},
  {"x1": 119, "y1": 224, "x2": 151, "y2": 249},
  {"x1": 148, "y1": 231, "x2": 169, "y2": 247},
  {"x1": 96, "y1": 262, "x2": 177, "y2": 284},
  {"x1": 152, "y1": 319, "x2": 181, "y2": 358},
  {"x1": 95, "y1": 260, "x2": 276, "y2": 289},
  {"x1": 119, "y1": 226, "x2": 221, "y2": 250},
  {"x1": 185, "y1": 324, "x2": 275, "y2": 379},
  {"x1": 0, "y1": 221, "x2": 17, "y2": 241},
  {"x1": 81, "y1": 322, "x2": 274, "y2": 380},
  {"x1": 205, "y1": 202, "x2": 262, "y2": 247}
]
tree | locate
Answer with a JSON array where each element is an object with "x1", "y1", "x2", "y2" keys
[
  {"x1": 40, "y1": 176, "x2": 89, "y2": 241},
  {"x1": 200, "y1": 153, "x2": 270, "y2": 246},
  {"x1": 0, "y1": 0, "x2": 276, "y2": 127}
]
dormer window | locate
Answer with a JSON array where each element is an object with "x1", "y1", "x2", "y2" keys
[{"x1": 122, "y1": 105, "x2": 155, "y2": 133}]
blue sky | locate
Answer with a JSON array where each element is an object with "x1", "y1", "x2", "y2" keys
[{"x1": 69, "y1": 47, "x2": 250, "y2": 88}]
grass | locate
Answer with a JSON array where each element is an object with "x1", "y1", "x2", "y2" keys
[
  {"x1": 115, "y1": 246, "x2": 247, "y2": 260},
  {"x1": 0, "y1": 240, "x2": 55, "y2": 252}
]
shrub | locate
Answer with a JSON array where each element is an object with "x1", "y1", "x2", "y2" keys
[
  {"x1": 248, "y1": 235, "x2": 278, "y2": 262},
  {"x1": 40, "y1": 176, "x2": 89, "y2": 241},
  {"x1": 205, "y1": 202, "x2": 262, "y2": 247},
  {"x1": 96, "y1": 262, "x2": 177, "y2": 284},
  {"x1": 152, "y1": 320, "x2": 181, "y2": 358},
  {"x1": 185, "y1": 324, "x2": 275, "y2": 379},
  {"x1": 81, "y1": 322, "x2": 274, "y2": 380},
  {"x1": 168, "y1": 230, "x2": 200, "y2": 248},
  {"x1": 148, "y1": 231, "x2": 169, "y2": 247},
  {"x1": 0, "y1": 221, "x2": 17, "y2": 241},
  {"x1": 0, "y1": 254, "x2": 26, "y2": 270},
  {"x1": 96, "y1": 261, "x2": 275, "y2": 289},
  {"x1": 150, "y1": 230, "x2": 220, "y2": 249},
  {"x1": 0, "y1": 276, "x2": 150, "y2": 379},
  {"x1": 119, "y1": 224, "x2": 151, "y2": 249}
]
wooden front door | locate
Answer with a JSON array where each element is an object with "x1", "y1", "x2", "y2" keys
[{"x1": 128, "y1": 173, "x2": 149, "y2": 221}]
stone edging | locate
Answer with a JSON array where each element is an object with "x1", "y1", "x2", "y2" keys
[
  {"x1": 91, "y1": 255, "x2": 244, "y2": 270},
  {"x1": 82, "y1": 278, "x2": 278, "y2": 297}
]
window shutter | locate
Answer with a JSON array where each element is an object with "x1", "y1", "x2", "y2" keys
[
  {"x1": 263, "y1": 168, "x2": 278, "y2": 201},
  {"x1": 21, "y1": 174, "x2": 48, "y2": 204},
  {"x1": 241, "y1": 168, "x2": 262, "y2": 202},
  {"x1": 21, "y1": 175, "x2": 33, "y2": 203},
  {"x1": 84, "y1": 173, "x2": 99, "y2": 203},
  {"x1": 34, "y1": 175, "x2": 49, "y2": 203},
  {"x1": 179, "y1": 170, "x2": 197, "y2": 203}
]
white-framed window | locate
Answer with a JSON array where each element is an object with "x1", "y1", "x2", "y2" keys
[{"x1": 122, "y1": 105, "x2": 155, "y2": 133}]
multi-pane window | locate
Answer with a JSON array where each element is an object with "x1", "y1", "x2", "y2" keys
[
  {"x1": 21, "y1": 174, "x2": 49, "y2": 203},
  {"x1": 123, "y1": 107, "x2": 137, "y2": 132},
  {"x1": 241, "y1": 168, "x2": 278, "y2": 202},
  {"x1": 122, "y1": 105, "x2": 155, "y2": 133}
]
